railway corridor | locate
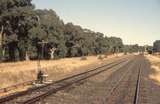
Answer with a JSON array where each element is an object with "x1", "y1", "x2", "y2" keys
[
  {"x1": 39, "y1": 55, "x2": 160, "y2": 104},
  {"x1": 1, "y1": 55, "x2": 160, "y2": 104}
]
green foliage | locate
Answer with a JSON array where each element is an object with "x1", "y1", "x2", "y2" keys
[
  {"x1": 153, "y1": 40, "x2": 160, "y2": 52},
  {"x1": 123, "y1": 44, "x2": 145, "y2": 53},
  {"x1": 0, "y1": 0, "x2": 125, "y2": 61}
]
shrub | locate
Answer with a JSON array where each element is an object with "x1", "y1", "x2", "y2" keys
[
  {"x1": 81, "y1": 56, "x2": 87, "y2": 60},
  {"x1": 98, "y1": 55, "x2": 103, "y2": 60}
]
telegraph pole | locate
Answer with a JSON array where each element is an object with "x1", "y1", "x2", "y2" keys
[{"x1": 37, "y1": 40, "x2": 48, "y2": 72}]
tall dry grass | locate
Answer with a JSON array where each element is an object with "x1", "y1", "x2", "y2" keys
[
  {"x1": 0, "y1": 54, "x2": 123, "y2": 88},
  {"x1": 146, "y1": 55, "x2": 160, "y2": 85}
]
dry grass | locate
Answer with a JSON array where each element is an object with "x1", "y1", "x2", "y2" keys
[
  {"x1": 0, "y1": 54, "x2": 123, "y2": 89},
  {"x1": 149, "y1": 65, "x2": 160, "y2": 85},
  {"x1": 146, "y1": 55, "x2": 160, "y2": 85}
]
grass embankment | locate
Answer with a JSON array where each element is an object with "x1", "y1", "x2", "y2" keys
[
  {"x1": 146, "y1": 55, "x2": 160, "y2": 85},
  {"x1": 0, "y1": 54, "x2": 123, "y2": 89}
]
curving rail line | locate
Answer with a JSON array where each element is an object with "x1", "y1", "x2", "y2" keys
[
  {"x1": 0, "y1": 57, "x2": 131, "y2": 104},
  {"x1": 0, "y1": 81, "x2": 35, "y2": 94}
]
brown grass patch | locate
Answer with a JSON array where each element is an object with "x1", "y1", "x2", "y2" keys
[
  {"x1": 0, "y1": 54, "x2": 124, "y2": 89},
  {"x1": 146, "y1": 55, "x2": 160, "y2": 85},
  {"x1": 0, "y1": 56, "x2": 107, "y2": 88}
]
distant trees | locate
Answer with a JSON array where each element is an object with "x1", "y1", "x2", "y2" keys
[
  {"x1": 146, "y1": 46, "x2": 153, "y2": 54},
  {"x1": 107, "y1": 37, "x2": 123, "y2": 53},
  {"x1": 123, "y1": 44, "x2": 144, "y2": 53},
  {"x1": 153, "y1": 40, "x2": 160, "y2": 52},
  {"x1": 0, "y1": 0, "x2": 124, "y2": 61}
]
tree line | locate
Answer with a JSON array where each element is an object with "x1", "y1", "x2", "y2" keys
[
  {"x1": 0, "y1": 0, "x2": 143, "y2": 62},
  {"x1": 123, "y1": 44, "x2": 145, "y2": 53},
  {"x1": 153, "y1": 40, "x2": 160, "y2": 53}
]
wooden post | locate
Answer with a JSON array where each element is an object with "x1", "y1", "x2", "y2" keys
[{"x1": 37, "y1": 40, "x2": 48, "y2": 71}]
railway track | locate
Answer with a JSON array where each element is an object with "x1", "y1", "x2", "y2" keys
[
  {"x1": 133, "y1": 62, "x2": 142, "y2": 104},
  {"x1": 0, "y1": 57, "x2": 131, "y2": 104},
  {"x1": 29, "y1": 55, "x2": 153, "y2": 104},
  {"x1": 105, "y1": 56, "x2": 144, "y2": 104},
  {"x1": 0, "y1": 81, "x2": 35, "y2": 94}
]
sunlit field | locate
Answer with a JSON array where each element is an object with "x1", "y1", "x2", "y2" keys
[{"x1": 0, "y1": 54, "x2": 121, "y2": 88}]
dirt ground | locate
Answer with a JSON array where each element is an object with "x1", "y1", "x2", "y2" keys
[{"x1": 0, "y1": 54, "x2": 124, "y2": 89}]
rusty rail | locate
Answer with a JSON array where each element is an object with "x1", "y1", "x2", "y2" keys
[
  {"x1": 0, "y1": 58, "x2": 129, "y2": 104},
  {"x1": 18, "y1": 60, "x2": 131, "y2": 104},
  {"x1": 133, "y1": 64, "x2": 142, "y2": 104},
  {"x1": 0, "y1": 80, "x2": 35, "y2": 93}
]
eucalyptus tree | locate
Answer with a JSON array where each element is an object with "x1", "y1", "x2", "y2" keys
[
  {"x1": 0, "y1": 0, "x2": 36, "y2": 61},
  {"x1": 107, "y1": 37, "x2": 123, "y2": 53},
  {"x1": 0, "y1": 0, "x2": 125, "y2": 61},
  {"x1": 32, "y1": 9, "x2": 67, "y2": 59}
]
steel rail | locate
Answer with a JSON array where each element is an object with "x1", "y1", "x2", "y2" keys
[
  {"x1": 104, "y1": 56, "x2": 142, "y2": 104},
  {"x1": 19, "y1": 60, "x2": 131, "y2": 104},
  {"x1": 133, "y1": 63, "x2": 142, "y2": 104},
  {"x1": 0, "y1": 58, "x2": 129, "y2": 104},
  {"x1": 105, "y1": 59, "x2": 137, "y2": 102},
  {"x1": 0, "y1": 80, "x2": 35, "y2": 93}
]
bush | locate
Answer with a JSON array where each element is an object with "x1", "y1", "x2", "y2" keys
[
  {"x1": 124, "y1": 52, "x2": 127, "y2": 55},
  {"x1": 98, "y1": 55, "x2": 103, "y2": 60},
  {"x1": 81, "y1": 56, "x2": 87, "y2": 60},
  {"x1": 104, "y1": 55, "x2": 108, "y2": 58}
]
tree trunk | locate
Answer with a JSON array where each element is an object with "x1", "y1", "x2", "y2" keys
[
  {"x1": 0, "y1": 26, "x2": 3, "y2": 46},
  {"x1": 25, "y1": 51, "x2": 30, "y2": 61},
  {"x1": 8, "y1": 45, "x2": 15, "y2": 61},
  {"x1": 50, "y1": 48, "x2": 56, "y2": 59},
  {"x1": 8, "y1": 42, "x2": 18, "y2": 61},
  {"x1": 0, "y1": 26, "x2": 4, "y2": 60},
  {"x1": 50, "y1": 50, "x2": 54, "y2": 59}
]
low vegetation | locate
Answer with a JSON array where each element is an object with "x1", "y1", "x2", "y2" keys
[
  {"x1": 0, "y1": 54, "x2": 124, "y2": 88},
  {"x1": 80, "y1": 56, "x2": 87, "y2": 60},
  {"x1": 97, "y1": 55, "x2": 104, "y2": 60},
  {"x1": 0, "y1": 56, "x2": 105, "y2": 88},
  {"x1": 146, "y1": 55, "x2": 160, "y2": 85}
]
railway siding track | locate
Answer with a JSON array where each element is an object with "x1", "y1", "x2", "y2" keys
[
  {"x1": 0, "y1": 81, "x2": 35, "y2": 94},
  {"x1": 0, "y1": 56, "x2": 129, "y2": 96},
  {"x1": 0, "y1": 57, "x2": 131, "y2": 104},
  {"x1": 36, "y1": 55, "x2": 150, "y2": 104},
  {"x1": 15, "y1": 59, "x2": 130, "y2": 104}
]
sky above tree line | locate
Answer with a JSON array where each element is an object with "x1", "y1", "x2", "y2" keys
[{"x1": 32, "y1": 0, "x2": 160, "y2": 45}]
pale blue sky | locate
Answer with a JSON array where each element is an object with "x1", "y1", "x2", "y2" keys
[{"x1": 32, "y1": 0, "x2": 160, "y2": 45}]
